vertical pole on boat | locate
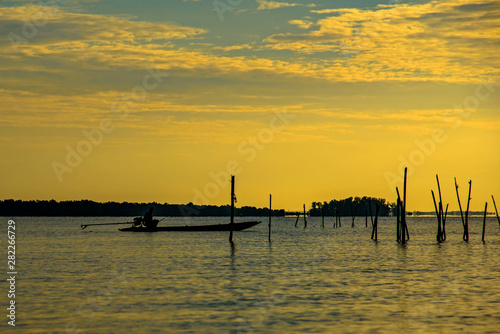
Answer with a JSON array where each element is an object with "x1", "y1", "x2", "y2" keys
[
  {"x1": 229, "y1": 175, "x2": 235, "y2": 243},
  {"x1": 303, "y1": 204, "x2": 307, "y2": 228},
  {"x1": 269, "y1": 194, "x2": 272, "y2": 242}
]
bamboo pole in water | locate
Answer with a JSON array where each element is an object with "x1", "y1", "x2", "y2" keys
[
  {"x1": 396, "y1": 197, "x2": 401, "y2": 242},
  {"x1": 268, "y1": 194, "x2": 272, "y2": 242},
  {"x1": 464, "y1": 181, "x2": 472, "y2": 242},
  {"x1": 371, "y1": 203, "x2": 380, "y2": 241},
  {"x1": 492, "y1": 195, "x2": 500, "y2": 228},
  {"x1": 295, "y1": 213, "x2": 300, "y2": 227},
  {"x1": 401, "y1": 167, "x2": 408, "y2": 244},
  {"x1": 436, "y1": 174, "x2": 445, "y2": 242},
  {"x1": 369, "y1": 199, "x2": 374, "y2": 229},
  {"x1": 455, "y1": 177, "x2": 466, "y2": 231},
  {"x1": 431, "y1": 190, "x2": 443, "y2": 243},
  {"x1": 303, "y1": 204, "x2": 307, "y2": 228},
  {"x1": 396, "y1": 188, "x2": 401, "y2": 242},
  {"x1": 229, "y1": 175, "x2": 235, "y2": 243},
  {"x1": 482, "y1": 202, "x2": 488, "y2": 242},
  {"x1": 442, "y1": 203, "x2": 448, "y2": 241}
]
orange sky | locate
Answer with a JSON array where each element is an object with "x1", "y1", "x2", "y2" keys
[{"x1": 0, "y1": 0, "x2": 499, "y2": 211}]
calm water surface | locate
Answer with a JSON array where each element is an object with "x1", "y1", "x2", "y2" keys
[{"x1": 7, "y1": 216, "x2": 500, "y2": 333}]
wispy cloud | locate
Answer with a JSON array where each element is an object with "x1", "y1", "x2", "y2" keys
[
  {"x1": 0, "y1": 5, "x2": 206, "y2": 47},
  {"x1": 263, "y1": 0, "x2": 500, "y2": 82},
  {"x1": 257, "y1": 0, "x2": 316, "y2": 10},
  {"x1": 288, "y1": 19, "x2": 314, "y2": 29}
]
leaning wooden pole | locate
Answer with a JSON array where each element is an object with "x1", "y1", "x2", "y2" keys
[
  {"x1": 396, "y1": 197, "x2": 401, "y2": 242},
  {"x1": 268, "y1": 194, "x2": 272, "y2": 242},
  {"x1": 492, "y1": 195, "x2": 500, "y2": 228},
  {"x1": 229, "y1": 175, "x2": 235, "y2": 243},
  {"x1": 396, "y1": 188, "x2": 402, "y2": 242},
  {"x1": 464, "y1": 180, "x2": 472, "y2": 242},
  {"x1": 431, "y1": 190, "x2": 443, "y2": 243},
  {"x1": 371, "y1": 204, "x2": 380, "y2": 241},
  {"x1": 401, "y1": 167, "x2": 408, "y2": 244},
  {"x1": 434, "y1": 175, "x2": 445, "y2": 243},
  {"x1": 455, "y1": 177, "x2": 465, "y2": 230},
  {"x1": 442, "y1": 203, "x2": 448, "y2": 241},
  {"x1": 482, "y1": 202, "x2": 488, "y2": 242},
  {"x1": 295, "y1": 213, "x2": 300, "y2": 227}
]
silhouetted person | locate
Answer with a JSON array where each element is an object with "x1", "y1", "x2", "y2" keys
[{"x1": 142, "y1": 207, "x2": 157, "y2": 231}]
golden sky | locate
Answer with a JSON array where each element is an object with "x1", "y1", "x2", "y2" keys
[{"x1": 0, "y1": 0, "x2": 499, "y2": 211}]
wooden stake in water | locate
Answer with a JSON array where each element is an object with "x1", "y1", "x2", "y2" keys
[
  {"x1": 464, "y1": 180, "x2": 472, "y2": 242},
  {"x1": 396, "y1": 196, "x2": 401, "y2": 242},
  {"x1": 444, "y1": 203, "x2": 449, "y2": 239},
  {"x1": 482, "y1": 202, "x2": 488, "y2": 242},
  {"x1": 401, "y1": 167, "x2": 408, "y2": 244},
  {"x1": 492, "y1": 195, "x2": 500, "y2": 228},
  {"x1": 455, "y1": 177, "x2": 466, "y2": 231},
  {"x1": 268, "y1": 194, "x2": 272, "y2": 242},
  {"x1": 431, "y1": 190, "x2": 443, "y2": 243},
  {"x1": 229, "y1": 175, "x2": 235, "y2": 243},
  {"x1": 371, "y1": 203, "x2": 380, "y2": 241},
  {"x1": 303, "y1": 204, "x2": 307, "y2": 228},
  {"x1": 295, "y1": 213, "x2": 300, "y2": 227},
  {"x1": 433, "y1": 174, "x2": 445, "y2": 243}
]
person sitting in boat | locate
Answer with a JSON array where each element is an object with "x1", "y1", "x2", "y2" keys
[{"x1": 142, "y1": 207, "x2": 157, "y2": 230}]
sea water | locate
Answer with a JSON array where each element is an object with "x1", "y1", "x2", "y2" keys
[{"x1": 7, "y1": 216, "x2": 500, "y2": 333}]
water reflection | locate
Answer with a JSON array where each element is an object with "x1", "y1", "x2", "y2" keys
[{"x1": 16, "y1": 216, "x2": 500, "y2": 333}]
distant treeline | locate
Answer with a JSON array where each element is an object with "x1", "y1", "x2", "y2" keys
[
  {"x1": 309, "y1": 197, "x2": 395, "y2": 216},
  {"x1": 0, "y1": 200, "x2": 285, "y2": 217}
]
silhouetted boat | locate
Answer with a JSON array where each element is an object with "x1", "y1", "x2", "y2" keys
[{"x1": 118, "y1": 220, "x2": 261, "y2": 232}]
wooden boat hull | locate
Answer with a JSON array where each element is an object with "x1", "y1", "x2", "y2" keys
[{"x1": 119, "y1": 220, "x2": 261, "y2": 232}]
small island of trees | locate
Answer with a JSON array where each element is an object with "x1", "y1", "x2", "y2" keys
[{"x1": 309, "y1": 197, "x2": 395, "y2": 217}]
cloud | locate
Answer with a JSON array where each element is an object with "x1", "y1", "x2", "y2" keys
[
  {"x1": 212, "y1": 43, "x2": 254, "y2": 51},
  {"x1": 288, "y1": 19, "x2": 314, "y2": 29},
  {"x1": 262, "y1": 0, "x2": 500, "y2": 83},
  {"x1": 257, "y1": 0, "x2": 315, "y2": 10},
  {"x1": 1, "y1": 0, "x2": 498, "y2": 95},
  {"x1": 0, "y1": 4, "x2": 206, "y2": 48}
]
